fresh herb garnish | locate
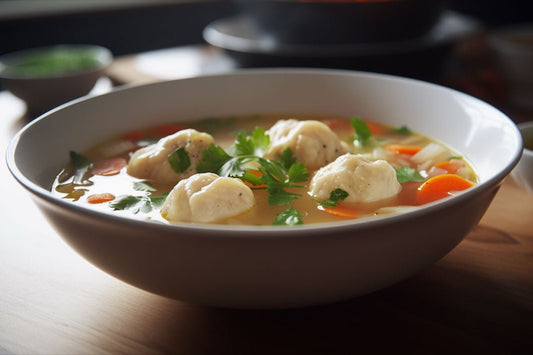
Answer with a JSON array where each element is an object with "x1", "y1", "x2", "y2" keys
[
  {"x1": 110, "y1": 193, "x2": 168, "y2": 214},
  {"x1": 350, "y1": 118, "x2": 373, "y2": 146},
  {"x1": 168, "y1": 147, "x2": 191, "y2": 173},
  {"x1": 197, "y1": 127, "x2": 309, "y2": 207},
  {"x1": 390, "y1": 125, "x2": 412, "y2": 136},
  {"x1": 273, "y1": 207, "x2": 303, "y2": 226},
  {"x1": 279, "y1": 147, "x2": 297, "y2": 170},
  {"x1": 395, "y1": 166, "x2": 426, "y2": 183},
  {"x1": 133, "y1": 181, "x2": 157, "y2": 192},
  {"x1": 110, "y1": 195, "x2": 152, "y2": 214},
  {"x1": 196, "y1": 144, "x2": 232, "y2": 173},
  {"x1": 314, "y1": 188, "x2": 349, "y2": 207},
  {"x1": 213, "y1": 154, "x2": 308, "y2": 205},
  {"x1": 232, "y1": 127, "x2": 270, "y2": 156}
]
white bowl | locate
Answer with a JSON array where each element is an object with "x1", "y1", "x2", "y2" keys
[{"x1": 6, "y1": 69, "x2": 522, "y2": 309}]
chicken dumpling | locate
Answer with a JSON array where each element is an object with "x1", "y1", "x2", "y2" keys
[
  {"x1": 264, "y1": 119, "x2": 349, "y2": 170},
  {"x1": 309, "y1": 153, "x2": 401, "y2": 203},
  {"x1": 161, "y1": 173, "x2": 255, "y2": 223},
  {"x1": 127, "y1": 129, "x2": 214, "y2": 187}
]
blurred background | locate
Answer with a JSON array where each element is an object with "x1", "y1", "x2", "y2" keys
[
  {"x1": 1, "y1": 0, "x2": 530, "y2": 57},
  {"x1": 1, "y1": 0, "x2": 532, "y2": 116}
]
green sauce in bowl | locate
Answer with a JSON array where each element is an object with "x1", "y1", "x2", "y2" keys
[{"x1": 1, "y1": 47, "x2": 102, "y2": 77}]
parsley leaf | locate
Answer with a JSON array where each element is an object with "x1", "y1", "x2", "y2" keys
[
  {"x1": 219, "y1": 156, "x2": 251, "y2": 179},
  {"x1": 133, "y1": 181, "x2": 156, "y2": 192},
  {"x1": 279, "y1": 148, "x2": 297, "y2": 170},
  {"x1": 109, "y1": 193, "x2": 169, "y2": 214},
  {"x1": 257, "y1": 157, "x2": 308, "y2": 206},
  {"x1": 389, "y1": 125, "x2": 412, "y2": 135},
  {"x1": 168, "y1": 147, "x2": 191, "y2": 173},
  {"x1": 232, "y1": 127, "x2": 270, "y2": 156},
  {"x1": 314, "y1": 188, "x2": 349, "y2": 207},
  {"x1": 350, "y1": 118, "x2": 373, "y2": 146},
  {"x1": 287, "y1": 162, "x2": 309, "y2": 183},
  {"x1": 261, "y1": 173, "x2": 302, "y2": 205},
  {"x1": 196, "y1": 144, "x2": 232, "y2": 173},
  {"x1": 395, "y1": 166, "x2": 426, "y2": 183},
  {"x1": 273, "y1": 207, "x2": 303, "y2": 226},
  {"x1": 149, "y1": 193, "x2": 169, "y2": 208},
  {"x1": 110, "y1": 195, "x2": 153, "y2": 214}
]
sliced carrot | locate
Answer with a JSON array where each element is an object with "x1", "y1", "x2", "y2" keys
[
  {"x1": 122, "y1": 131, "x2": 145, "y2": 142},
  {"x1": 153, "y1": 124, "x2": 187, "y2": 137},
  {"x1": 92, "y1": 157, "x2": 127, "y2": 176},
  {"x1": 434, "y1": 160, "x2": 464, "y2": 174},
  {"x1": 386, "y1": 144, "x2": 422, "y2": 156},
  {"x1": 319, "y1": 204, "x2": 359, "y2": 218},
  {"x1": 417, "y1": 174, "x2": 473, "y2": 205},
  {"x1": 87, "y1": 193, "x2": 115, "y2": 204},
  {"x1": 365, "y1": 121, "x2": 387, "y2": 135}
]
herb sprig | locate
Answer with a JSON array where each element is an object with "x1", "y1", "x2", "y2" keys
[
  {"x1": 198, "y1": 129, "x2": 309, "y2": 207},
  {"x1": 351, "y1": 118, "x2": 373, "y2": 146},
  {"x1": 313, "y1": 188, "x2": 349, "y2": 207},
  {"x1": 110, "y1": 181, "x2": 168, "y2": 214},
  {"x1": 395, "y1": 166, "x2": 426, "y2": 183}
]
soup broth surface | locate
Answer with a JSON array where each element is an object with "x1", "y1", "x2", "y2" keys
[{"x1": 51, "y1": 114, "x2": 477, "y2": 226}]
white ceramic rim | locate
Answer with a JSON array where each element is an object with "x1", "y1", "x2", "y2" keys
[{"x1": 5, "y1": 68, "x2": 524, "y2": 237}]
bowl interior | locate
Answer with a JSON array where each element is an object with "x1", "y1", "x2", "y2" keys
[{"x1": 9, "y1": 69, "x2": 521, "y2": 213}]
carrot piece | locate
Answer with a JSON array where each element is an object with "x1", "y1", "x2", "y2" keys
[
  {"x1": 87, "y1": 193, "x2": 115, "y2": 204},
  {"x1": 386, "y1": 144, "x2": 422, "y2": 156},
  {"x1": 122, "y1": 131, "x2": 145, "y2": 142},
  {"x1": 319, "y1": 204, "x2": 359, "y2": 218},
  {"x1": 92, "y1": 157, "x2": 127, "y2": 176},
  {"x1": 434, "y1": 160, "x2": 463, "y2": 174},
  {"x1": 153, "y1": 124, "x2": 187, "y2": 137},
  {"x1": 365, "y1": 121, "x2": 387, "y2": 135},
  {"x1": 417, "y1": 174, "x2": 473, "y2": 205}
]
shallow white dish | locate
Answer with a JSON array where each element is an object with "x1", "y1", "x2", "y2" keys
[{"x1": 6, "y1": 69, "x2": 522, "y2": 309}]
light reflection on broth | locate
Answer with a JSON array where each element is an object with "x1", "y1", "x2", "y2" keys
[{"x1": 51, "y1": 114, "x2": 477, "y2": 226}]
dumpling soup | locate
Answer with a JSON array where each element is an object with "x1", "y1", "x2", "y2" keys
[{"x1": 51, "y1": 115, "x2": 477, "y2": 226}]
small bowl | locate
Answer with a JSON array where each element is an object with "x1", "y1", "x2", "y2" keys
[
  {"x1": 488, "y1": 24, "x2": 533, "y2": 110},
  {"x1": 234, "y1": 0, "x2": 448, "y2": 45},
  {"x1": 511, "y1": 121, "x2": 533, "y2": 193},
  {"x1": 6, "y1": 69, "x2": 522, "y2": 309},
  {"x1": 0, "y1": 44, "x2": 112, "y2": 114}
]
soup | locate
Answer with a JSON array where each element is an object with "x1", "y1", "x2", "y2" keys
[{"x1": 51, "y1": 115, "x2": 477, "y2": 226}]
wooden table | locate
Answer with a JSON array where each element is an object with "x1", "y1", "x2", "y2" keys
[{"x1": 1, "y1": 45, "x2": 532, "y2": 355}]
